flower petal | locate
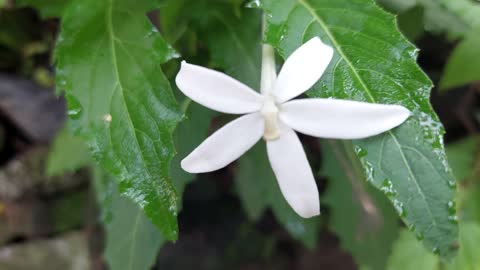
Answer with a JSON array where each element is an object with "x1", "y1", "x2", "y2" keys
[
  {"x1": 273, "y1": 37, "x2": 334, "y2": 103},
  {"x1": 176, "y1": 61, "x2": 264, "y2": 114},
  {"x1": 279, "y1": 99, "x2": 411, "y2": 139},
  {"x1": 266, "y1": 123, "x2": 320, "y2": 218},
  {"x1": 182, "y1": 113, "x2": 264, "y2": 173}
]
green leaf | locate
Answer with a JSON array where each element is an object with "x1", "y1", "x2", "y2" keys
[
  {"x1": 386, "y1": 229, "x2": 439, "y2": 270},
  {"x1": 15, "y1": 0, "x2": 70, "y2": 18},
  {"x1": 262, "y1": 0, "x2": 457, "y2": 258},
  {"x1": 440, "y1": 29, "x2": 480, "y2": 90},
  {"x1": 322, "y1": 140, "x2": 400, "y2": 270},
  {"x1": 236, "y1": 143, "x2": 319, "y2": 248},
  {"x1": 94, "y1": 169, "x2": 164, "y2": 270},
  {"x1": 446, "y1": 137, "x2": 477, "y2": 181},
  {"x1": 55, "y1": 0, "x2": 182, "y2": 240},
  {"x1": 46, "y1": 126, "x2": 91, "y2": 177}
]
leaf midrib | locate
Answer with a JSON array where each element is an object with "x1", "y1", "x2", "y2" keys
[
  {"x1": 105, "y1": 0, "x2": 156, "y2": 196},
  {"x1": 296, "y1": 0, "x2": 437, "y2": 225},
  {"x1": 105, "y1": 0, "x2": 176, "y2": 236}
]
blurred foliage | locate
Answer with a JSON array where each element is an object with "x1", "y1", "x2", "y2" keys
[{"x1": 322, "y1": 141, "x2": 399, "y2": 270}]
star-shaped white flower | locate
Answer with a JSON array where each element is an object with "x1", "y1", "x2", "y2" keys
[{"x1": 175, "y1": 37, "x2": 410, "y2": 218}]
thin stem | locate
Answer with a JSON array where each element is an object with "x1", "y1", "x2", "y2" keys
[{"x1": 260, "y1": 13, "x2": 277, "y2": 96}]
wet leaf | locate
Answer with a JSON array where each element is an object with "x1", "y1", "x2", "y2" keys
[
  {"x1": 55, "y1": 0, "x2": 182, "y2": 240},
  {"x1": 322, "y1": 141, "x2": 399, "y2": 270},
  {"x1": 262, "y1": 0, "x2": 457, "y2": 258}
]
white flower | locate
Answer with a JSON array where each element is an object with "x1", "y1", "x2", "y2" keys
[{"x1": 175, "y1": 37, "x2": 410, "y2": 218}]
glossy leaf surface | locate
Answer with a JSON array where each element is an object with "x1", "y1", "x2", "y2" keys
[
  {"x1": 55, "y1": 0, "x2": 182, "y2": 240},
  {"x1": 262, "y1": 0, "x2": 457, "y2": 257}
]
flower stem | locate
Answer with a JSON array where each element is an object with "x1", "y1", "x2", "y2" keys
[{"x1": 260, "y1": 14, "x2": 277, "y2": 96}]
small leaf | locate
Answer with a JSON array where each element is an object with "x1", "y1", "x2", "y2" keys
[
  {"x1": 322, "y1": 140, "x2": 400, "y2": 270},
  {"x1": 46, "y1": 126, "x2": 91, "y2": 177},
  {"x1": 56, "y1": 0, "x2": 182, "y2": 240},
  {"x1": 15, "y1": 0, "x2": 70, "y2": 18},
  {"x1": 386, "y1": 229, "x2": 439, "y2": 270},
  {"x1": 236, "y1": 143, "x2": 319, "y2": 248},
  {"x1": 440, "y1": 29, "x2": 480, "y2": 90},
  {"x1": 94, "y1": 170, "x2": 164, "y2": 270},
  {"x1": 262, "y1": 0, "x2": 457, "y2": 257}
]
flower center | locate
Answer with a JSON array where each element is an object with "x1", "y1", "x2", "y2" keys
[{"x1": 261, "y1": 96, "x2": 280, "y2": 141}]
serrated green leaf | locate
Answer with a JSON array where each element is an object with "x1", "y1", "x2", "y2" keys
[
  {"x1": 386, "y1": 229, "x2": 439, "y2": 270},
  {"x1": 55, "y1": 0, "x2": 182, "y2": 240},
  {"x1": 94, "y1": 170, "x2": 164, "y2": 270},
  {"x1": 46, "y1": 126, "x2": 91, "y2": 177},
  {"x1": 440, "y1": 29, "x2": 480, "y2": 90},
  {"x1": 322, "y1": 140, "x2": 399, "y2": 270},
  {"x1": 236, "y1": 143, "x2": 319, "y2": 248},
  {"x1": 262, "y1": 0, "x2": 457, "y2": 258},
  {"x1": 15, "y1": 0, "x2": 70, "y2": 18}
]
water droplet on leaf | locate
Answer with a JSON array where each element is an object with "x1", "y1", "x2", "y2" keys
[
  {"x1": 447, "y1": 179, "x2": 457, "y2": 189},
  {"x1": 380, "y1": 179, "x2": 397, "y2": 197},
  {"x1": 65, "y1": 94, "x2": 83, "y2": 119},
  {"x1": 447, "y1": 201, "x2": 456, "y2": 215},
  {"x1": 245, "y1": 0, "x2": 262, "y2": 8},
  {"x1": 393, "y1": 199, "x2": 406, "y2": 218},
  {"x1": 448, "y1": 215, "x2": 458, "y2": 224},
  {"x1": 354, "y1": 145, "x2": 368, "y2": 157}
]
